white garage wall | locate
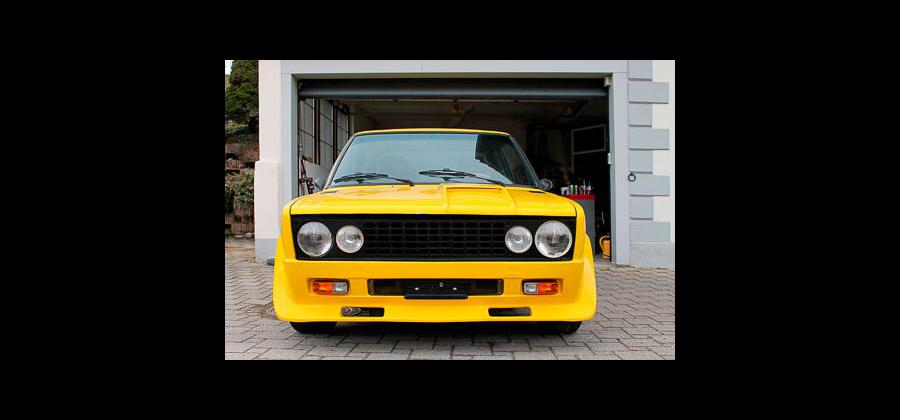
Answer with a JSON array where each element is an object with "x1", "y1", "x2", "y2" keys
[
  {"x1": 253, "y1": 60, "x2": 284, "y2": 261},
  {"x1": 651, "y1": 60, "x2": 675, "y2": 241}
]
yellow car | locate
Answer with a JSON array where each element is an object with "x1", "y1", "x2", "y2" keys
[{"x1": 273, "y1": 128, "x2": 596, "y2": 334}]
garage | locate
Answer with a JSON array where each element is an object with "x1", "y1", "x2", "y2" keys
[
  {"x1": 294, "y1": 78, "x2": 613, "y2": 259},
  {"x1": 255, "y1": 61, "x2": 674, "y2": 269}
]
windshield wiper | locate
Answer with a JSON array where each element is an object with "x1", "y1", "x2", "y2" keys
[
  {"x1": 331, "y1": 172, "x2": 415, "y2": 186},
  {"x1": 418, "y1": 168, "x2": 506, "y2": 185}
]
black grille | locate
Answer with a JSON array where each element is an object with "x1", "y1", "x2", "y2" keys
[{"x1": 291, "y1": 214, "x2": 577, "y2": 261}]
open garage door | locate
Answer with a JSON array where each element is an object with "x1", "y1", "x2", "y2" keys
[
  {"x1": 295, "y1": 78, "x2": 612, "y2": 258},
  {"x1": 298, "y1": 78, "x2": 607, "y2": 100}
]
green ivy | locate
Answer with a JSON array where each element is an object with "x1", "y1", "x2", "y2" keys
[{"x1": 226, "y1": 171, "x2": 254, "y2": 216}]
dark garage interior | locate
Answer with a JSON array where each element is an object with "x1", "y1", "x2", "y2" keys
[{"x1": 298, "y1": 78, "x2": 612, "y2": 257}]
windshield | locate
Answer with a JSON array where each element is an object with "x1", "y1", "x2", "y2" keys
[{"x1": 328, "y1": 132, "x2": 539, "y2": 187}]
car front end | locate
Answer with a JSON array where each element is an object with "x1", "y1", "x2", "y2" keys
[{"x1": 272, "y1": 129, "x2": 597, "y2": 333}]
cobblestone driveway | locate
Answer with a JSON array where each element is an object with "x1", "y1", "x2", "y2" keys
[{"x1": 225, "y1": 239, "x2": 674, "y2": 360}]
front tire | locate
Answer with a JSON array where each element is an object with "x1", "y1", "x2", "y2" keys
[
  {"x1": 290, "y1": 322, "x2": 336, "y2": 334},
  {"x1": 541, "y1": 321, "x2": 582, "y2": 334}
]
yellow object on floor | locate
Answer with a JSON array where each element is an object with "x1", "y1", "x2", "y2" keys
[{"x1": 599, "y1": 235, "x2": 611, "y2": 260}]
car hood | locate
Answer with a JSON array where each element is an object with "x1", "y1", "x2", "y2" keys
[{"x1": 289, "y1": 184, "x2": 576, "y2": 217}]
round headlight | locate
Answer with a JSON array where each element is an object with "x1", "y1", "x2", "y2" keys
[
  {"x1": 535, "y1": 221, "x2": 572, "y2": 258},
  {"x1": 297, "y1": 221, "x2": 332, "y2": 257},
  {"x1": 505, "y1": 225, "x2": 533, "y2": 253},
  {"x1": 335, "y1": 225, "x2": 364, "y2": 253}
]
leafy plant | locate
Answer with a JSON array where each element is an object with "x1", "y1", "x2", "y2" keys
[{"x1": 226, "y1": 171, "x2": 254, "y2": 218}]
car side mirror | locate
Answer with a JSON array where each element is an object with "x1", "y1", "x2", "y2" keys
[
  {"x1": 314, "y1": 177, "x2": 324, "y2": 191},
  {"x1": 539, "y1": 178, "x2": 553, "y2": 191}
]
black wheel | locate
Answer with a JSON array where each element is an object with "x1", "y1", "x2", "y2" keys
[
  {"x1": 290, "y1": 322, "x2": 336, "y2": 334},
  {"x1": 540, "y1": 321, "x2": 582, "y2": 335}
]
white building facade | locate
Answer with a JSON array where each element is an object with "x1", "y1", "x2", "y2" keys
[{"x1": 255, "y1": 60, "x2": 675, "y2": 268}]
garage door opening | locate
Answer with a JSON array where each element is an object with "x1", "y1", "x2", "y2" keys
[{"x1": 296, "y1": 78, "x2": 612, "y2": 260}]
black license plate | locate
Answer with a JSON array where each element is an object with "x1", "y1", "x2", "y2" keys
[{"x1": 403, "y1": 280, "x2": 469, "y2": 299}]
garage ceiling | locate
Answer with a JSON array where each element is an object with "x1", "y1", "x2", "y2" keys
[
  {"x1": 299, "y1": 78, "x2": 608, "y2": 128},
  {"x1": 350, "y1": 100, "x2": 572, "y2": 117},
  {"x1": 299, "y1": 78, "x2": 608, "y2": 100},
  {"x1": 342, "y1": 99, "x2": 607, "y2": 126}
]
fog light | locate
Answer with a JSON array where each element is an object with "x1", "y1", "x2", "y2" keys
[
  {"x1": 313, "y1": 280, "x2": 348, "y2": 294},
  {"x1": 522, "y1": 280, "x2": 558, "y2": 295}
]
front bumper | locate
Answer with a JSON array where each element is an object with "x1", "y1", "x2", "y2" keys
[{"x1": 272, "y1": 236, "x2": 597, "y2": 323}]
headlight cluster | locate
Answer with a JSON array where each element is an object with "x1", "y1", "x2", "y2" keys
[
  {"x1": 297, "y1": 222, "x2": 364, "y2": 257},
  {"x1": 505, "y1": 221, "x2": 572, "y2": 258},
  {"x1": 298, "y1": 220, "x2": 572, "y2": 259}
]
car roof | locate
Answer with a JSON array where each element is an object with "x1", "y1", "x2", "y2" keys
[{"x1": 353, "y1": 128, "x2": 511, "y2": 136}]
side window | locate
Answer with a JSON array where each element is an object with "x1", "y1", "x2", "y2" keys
[
  {"x1": 476, "y1": 135, "x2": 526, "y2": 183},
  {"x1": 319, "y1": 100, "x2": 334, "y2": 166},
  {"x1": 299, "y1": 99, "x2": 316, "y2": 162},
  {"x1": 298, "y1": 99, "x2": 351, "y2": 168},
  {"x1": 501, "y1": 144, "x2": 528, "y2": 183},
  {"x1": 336, "y1": 109, "x2": 349, "y2": 155}
]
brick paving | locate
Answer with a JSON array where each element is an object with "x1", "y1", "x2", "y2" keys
[{"x1": 225, "y1": 239, "x2": 675, "y2": 360}]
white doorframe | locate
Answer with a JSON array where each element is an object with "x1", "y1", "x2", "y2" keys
[{"x1": 608, "y1": 72, "x2": 630, "y2": 265}]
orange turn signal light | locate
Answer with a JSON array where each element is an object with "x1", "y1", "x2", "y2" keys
[
  {"x1": 523, "y1": 280, "x2": 558, "y2": 295},
  {"x1": 312, "y1": 280, "x2": 348, "y2": 295}
]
